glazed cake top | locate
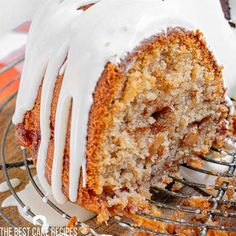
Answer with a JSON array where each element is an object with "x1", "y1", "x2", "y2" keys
[{"x1": 13, "y1": 0, "x2": 236, "y2": 203}]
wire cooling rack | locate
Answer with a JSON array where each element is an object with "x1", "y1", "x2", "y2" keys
[{"x1": 0, "y1": 56, "x2": 236, "y2": 236}]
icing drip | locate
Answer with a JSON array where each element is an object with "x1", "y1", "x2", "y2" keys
[
  {"x1": 13, "y1": 0, "x2": 100, "y2": 202},
  {"x1": 13, "y1": 0, "x2": 236, "y2": 204}
]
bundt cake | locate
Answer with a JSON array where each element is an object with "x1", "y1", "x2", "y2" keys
[{"x1": 13, "y1": 0, "x2": 236, "y2": 221}]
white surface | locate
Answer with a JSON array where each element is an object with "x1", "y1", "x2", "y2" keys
[
  {"x1": 0, "y1": 0, "x2": 44, "y2": 38},
  {"x1": 0, "y1": 178, "x2": 21, "y2": 193},
  {"x1": 0, "y1": 32, "x2": 27, "y2": 59},
  {"x1": 1, "y1": 176, "x2": 96, "y2": 226}
]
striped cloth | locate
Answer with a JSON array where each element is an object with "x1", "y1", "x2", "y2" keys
[{"x1": 0, "y1": 22, "x2": 30, "y2": 104}]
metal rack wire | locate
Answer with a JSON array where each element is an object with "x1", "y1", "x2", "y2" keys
[{"x1": 0, "y1": 53, "x2": 236, "y2": 236}]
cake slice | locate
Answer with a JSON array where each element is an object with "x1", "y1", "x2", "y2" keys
[{"x1": 13, "y1": 0, "x2": 233, "y2": 222}]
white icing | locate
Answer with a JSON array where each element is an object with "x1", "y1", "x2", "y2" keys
[
  {"x1": 0, "y1": 178, "x2": 21, "y2": 193},
  {"x1": 1, "y1": 176, "x2": 96, "y2": 226},
  {"x1": 12, "y1": 0, "x2": 236, "y2": 203},
  {"x1": 82, "y1": 158, "x2": 87, "y2": 188},
  {"x1": 14, "y1": 0, "x2": 100, "y2": 202}
]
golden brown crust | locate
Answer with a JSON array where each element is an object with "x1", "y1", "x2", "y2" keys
[{"x1": 15, "y1": 28, "x2": 228, "y2": 219}]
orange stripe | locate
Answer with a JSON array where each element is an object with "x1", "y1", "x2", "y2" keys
[
  {"x1": 0, "y1": 63, "x2": 20, "y2": 103},
  {"x1": 0, "y1": 79, "x2": 19, "y2": 104},
  {"x1": 0, "y1": 63, "x2": 19, "y2": 87},
  {"x1": 0, "y1": 74, "x2": 20, "y2": 91}
]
